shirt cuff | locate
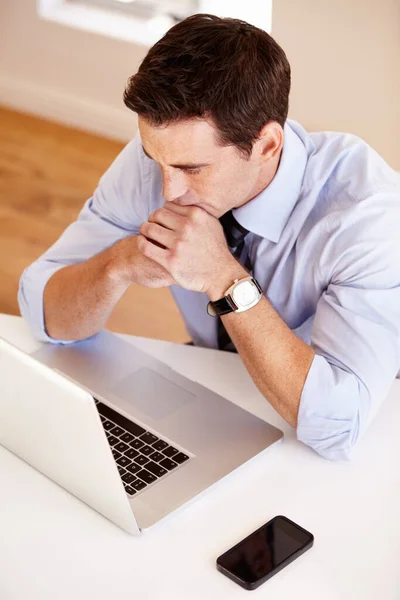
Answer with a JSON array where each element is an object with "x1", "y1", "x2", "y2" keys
[
  {"x1": 297, "y1": 353, "x2": 363, "y2": 461},
  {"x1": 18, "y1": 262, "x2": 76, "y2": 345}
]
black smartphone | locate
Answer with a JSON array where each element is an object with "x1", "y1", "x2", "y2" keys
[{"x1": 216, "y1": 515, "x2": 314, "y2": 591}]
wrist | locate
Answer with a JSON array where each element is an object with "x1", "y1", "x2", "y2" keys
[
  {"x1": 205, "y1": 258, "x2": 249, "y2": 301},
  {"x1": 104, "y1": 237, "x2": 133, "y2": 286}
]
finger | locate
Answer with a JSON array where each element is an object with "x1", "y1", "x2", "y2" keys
[
  {"x1": 166, "y1": 203, "x2": 209, "y2": 226},
  {"x1": 164, "y1": 202, "x2": 202, "y2": 217},
  {"x1": 163, "y1": 202, "x2": 191, "y2": 214},
  {"x1": 139, "y1": 221, "x2": 176, "y2": 249},
  {"x1": 148, "y1": 206, "x2": 186, "y2": 230},
  {"x1": 137, "y1": 234, "x2": 168, "y2": 269}
]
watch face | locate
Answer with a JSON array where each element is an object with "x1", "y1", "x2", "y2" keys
[{"x1": 232, "y1": 281, "x2": 258, "y2": 307}]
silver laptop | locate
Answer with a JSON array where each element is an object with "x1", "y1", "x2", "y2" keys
[{"x1": 0, "y1": 330, "x2": 283, "y2": 535}]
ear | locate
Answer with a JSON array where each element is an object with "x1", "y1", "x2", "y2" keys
[{"x1": 255, "y1": 122, "x2": 284, "y2": 163}]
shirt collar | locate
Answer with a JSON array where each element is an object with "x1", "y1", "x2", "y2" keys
[{"x1": 232, "y1": 119, "x2": 308, "y2": 243}]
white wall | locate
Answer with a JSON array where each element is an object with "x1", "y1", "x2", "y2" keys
[
  {"x1": 0, "y1": 0, "x2": 143, "y2": 140},
  {"x1": 0, "y1": 0, "x2": 399, "y2": 168},
  {"x1": 272, "y1": 0, "x2": 400, "y2": 170}
]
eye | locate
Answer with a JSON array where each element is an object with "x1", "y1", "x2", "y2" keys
[{"x1": 185, "y1": 168, "x2": 202, "y2": 175}]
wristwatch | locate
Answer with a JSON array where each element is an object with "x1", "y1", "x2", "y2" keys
[{"x1": 207, "y1": 276, "x2": 263, "y2": 317}]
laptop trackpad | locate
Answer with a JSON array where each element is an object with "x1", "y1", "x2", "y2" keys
[{"x1": 109, "y1": 368, "x2": 195, "y2": 420}]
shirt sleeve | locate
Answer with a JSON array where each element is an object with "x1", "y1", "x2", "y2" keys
[
  {"x1": 18, "y1": 132, "x2": 150, "y2": 344},
  {"x1": 297, "y1": 191, "x2": 400, "y2": 461}
]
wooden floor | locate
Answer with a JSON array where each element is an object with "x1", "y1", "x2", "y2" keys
[{"x1": 0, "y1": 107, "x2": 189, "y2": 343}]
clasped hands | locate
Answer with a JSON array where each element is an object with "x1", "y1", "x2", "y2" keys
[{"x1": 137, "y1": 202, "x2": 237, "y2": 295}]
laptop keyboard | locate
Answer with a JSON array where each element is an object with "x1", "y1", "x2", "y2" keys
[{"x1": 94, "y1": 399, "x2": 190, "y2": 498}]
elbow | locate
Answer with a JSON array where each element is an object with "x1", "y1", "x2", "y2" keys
[
  {"x1": 18, "y1": 265, "x2": 73, "y2": 345},
  {"x1": 18, "y1": 281, "x2": 50, "y2": 344},
  {"x1": 296, "y1": 353, "x2": 370, "y2": 461},
  {"x1": 296, "y1": 413, "x2": 361, "y2": 461}
]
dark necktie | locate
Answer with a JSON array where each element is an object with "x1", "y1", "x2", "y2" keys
[{"x1": 217, "y1": 211, "x2": 252, "y2": 352}]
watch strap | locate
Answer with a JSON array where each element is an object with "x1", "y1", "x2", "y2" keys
[
  {"x1": 252, "y1": 278, "x2": 263, "y2": 294},
  {"x1": 207, "y1": 294, "x2": 237, "y2": 317}
]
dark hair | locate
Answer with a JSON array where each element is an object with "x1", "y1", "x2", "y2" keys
[{"x1": 123, "y1": 13, "x2": 291, "y2": 158}]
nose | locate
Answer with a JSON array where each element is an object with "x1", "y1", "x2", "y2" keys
[{"x1": 162, "y1": 169, "x2": 188, "y2": 203}]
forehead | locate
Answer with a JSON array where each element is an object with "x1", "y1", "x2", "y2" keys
[{"x1": 138, "y1": 117, "x2": 221, "y2": 159}]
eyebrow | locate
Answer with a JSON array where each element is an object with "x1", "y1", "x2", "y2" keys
[{"x1": 142, "y1": 145, "x2": 211, "y2": 169}]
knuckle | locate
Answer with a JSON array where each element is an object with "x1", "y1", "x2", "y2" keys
[
  {"x1": 174, "y1": 239, "x2": 185, "y2": 254},
  {"x1": 190, "y1": 206, "x2": 203, "y2": 223},
  {"x1": 169, "y1": 241, "x2": 183, "y2": 264},
  {"x1": 136, "y1": 235, "x2": 144, "y2": 251},
  {"x1": 182, "y1": 222, "x2": 193, "y2": 240},
  {"x1": 147, "y1": 222, "x2": 158, "y2": 237},
  {"x1": 137, "y1": 234, "x2": 148, "y2": 254},
  {"x1": 153, "y1": 208, "x2": 164, "y2": 220},
  {"x1": 139, "y1": 221, "x2": 148, "y2": 234}
]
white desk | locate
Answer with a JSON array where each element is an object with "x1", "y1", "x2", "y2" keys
[{"x1": 1, "y1": 314, "x2": 399, "y2": 600}]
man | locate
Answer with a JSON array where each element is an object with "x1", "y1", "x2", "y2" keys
[{"x1": 18, "y1": 14, "x2": 400, "y2": 461}]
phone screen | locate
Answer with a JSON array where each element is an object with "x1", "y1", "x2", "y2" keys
[{"x1": 217, "y1": 516, "x2": 313, "y2": 588}]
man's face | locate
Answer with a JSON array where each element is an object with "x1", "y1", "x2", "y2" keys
[{"x1": 138, "y1": 117, "x2": 276, "y2": 218}]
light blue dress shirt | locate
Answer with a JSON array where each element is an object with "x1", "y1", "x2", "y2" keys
[{"x1": 18, "y1": 119, "x2": 400, "y2": 461}]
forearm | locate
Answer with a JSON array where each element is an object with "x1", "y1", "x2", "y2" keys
[
  {"x1": 43, "y1": 239, "x2": 132, "y2": 341},
  {"x1": 207, "y1": 264, "x2": 315, "y2": 427},
  {"x1": 135, "y1": 202, "x2": 314, "y2": 426}
]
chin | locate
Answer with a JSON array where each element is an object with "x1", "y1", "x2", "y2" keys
[{"x1": 199, "y1": 204, "x2": 218, "y2": 216}]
